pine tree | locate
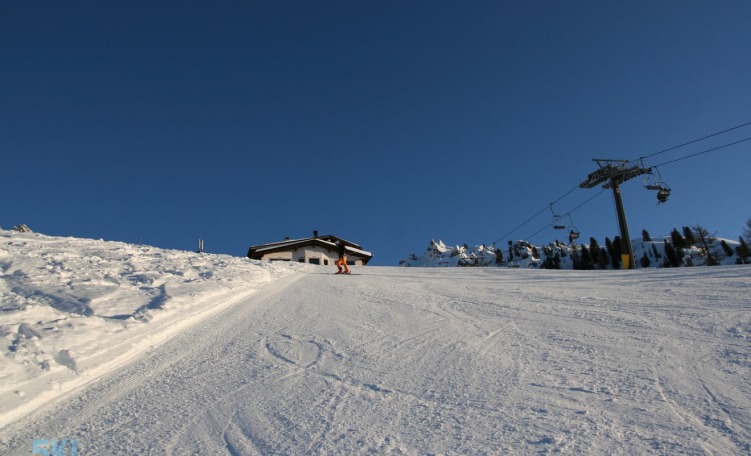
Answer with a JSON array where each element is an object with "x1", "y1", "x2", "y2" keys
[
  {"x1": 605, "y1": 237, "x2": 620, "y2": 269},
  {"x1": 662, "y1": 244, "x2": 672, "y2": 268},
  {"x1": 613, "y1": 236, "x2": 623, "y2": 258},
  {"x1": 495, "y1": 249, "x2": 504, "y2": 265},
  {"x1": 682, "y1": 226, "x2": 696, "y2": 245},
  {"x1": 571, "y1": 247, "x2": 581, "y2": 269},
  {"x1": 580, "y1": 245, "x2": 592, "y2": 270},
  {"x1": 743, "y1": 217, "x2": 751, "y2": 243},
  {"x1": 664, "y1": 242, "x2": 681, "y2": 267},
  {"x1": 675, "y1": 244, "x2": 685, "y2": 266},
  {"x1": 737, "y1": 236, "x2": 750, "y2": 264},
  {"x1": 652, "y1": 243, "x2": 661, "y2": 259},
  {"x1": 508, "y1": 241, "x2": 514, "y2": 261},
  {"x1": 671, "y1": 228, "x2": 686, "y2": 249},
  {"x1": 642, "y1": 229, "x2": 652, "y2": 242},
  {"x1": 598, "y1": 247, "x2": 610, "y2": 269},
  {"x1": 721, "y1": 240, "x2": 734, "y2": 258},
  {"x1": 589, "y1": 238, "x2": 600, "y2": 268},
  {"x1": 692, "y1": 225, "x2": 719, "y2": 266},
  {"x1": 640, "y1": 252, "x2": 651, "y2": 268},
  {"x1": 542, "y1": 255, "x2": 555, "y2": 269}
]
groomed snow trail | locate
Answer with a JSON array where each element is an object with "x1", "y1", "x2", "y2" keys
[{"x1": 1, "y1": 266, "x2": 749, "y2": 454}]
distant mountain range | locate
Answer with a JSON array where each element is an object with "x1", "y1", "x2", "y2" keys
[{"x1": 400, "y1": 233, "x2": 750, "y2": 269}]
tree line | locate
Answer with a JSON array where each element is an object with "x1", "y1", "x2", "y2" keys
[
  {"x1": 553, "y1": 224, "x2": 750, "y2": 270},
  {"x1": 407, "y1": 217, "x2": 751, "y2": 269}
]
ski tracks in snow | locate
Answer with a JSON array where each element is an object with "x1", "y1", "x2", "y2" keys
[{"x1": 0, "y1": 267, "x2": 749, "y2": 455}]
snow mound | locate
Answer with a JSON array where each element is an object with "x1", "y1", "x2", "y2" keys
[{"x1": 0, "y1": 229, "x2": 301, "y2": 426}]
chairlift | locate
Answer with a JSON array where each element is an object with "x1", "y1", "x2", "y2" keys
[
  {"x1": 644, "y1": 166, "x2": 671, "y2": 204},
  {"x1": 550, "y1": 204, "x2": 566, "y2": 230},
  {"x1": 566, "y1": 214, "x2": 580, "y2": 243},
  {"x1": 656, "y1": 185, "x2": 671, "y2": 204},
  {"x1": 644, "y1": 170, "x2": 661, "y2": 191}
]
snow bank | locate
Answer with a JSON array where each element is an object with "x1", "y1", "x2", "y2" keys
[{"x1": 0, "y1": 229, "x2": 300, "y2": 427}]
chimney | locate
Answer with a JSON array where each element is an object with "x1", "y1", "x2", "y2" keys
[{"x1": 313, "y1": 230, "x2": 318, "y2": 238}]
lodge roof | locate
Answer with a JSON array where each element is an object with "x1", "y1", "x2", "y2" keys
[{"x1": 247, "y1": 234, "x2": 373, "y2": 264}]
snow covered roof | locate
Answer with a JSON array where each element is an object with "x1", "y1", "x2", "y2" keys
[{"x1": 248, "y1": 234, "x2": 373, "y2": 264}]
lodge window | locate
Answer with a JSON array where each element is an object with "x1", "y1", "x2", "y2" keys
[{"x1": 309, "y1": 258, "x2": 320, "y2": 265}]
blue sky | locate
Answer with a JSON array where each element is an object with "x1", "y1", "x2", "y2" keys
[{"x1": 3, "y1": 1, "x2": 750, "y2": 266}]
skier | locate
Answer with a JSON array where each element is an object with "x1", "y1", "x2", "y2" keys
[{"x1": 335, "y1": 240, "x2": 350, "y2": 274}]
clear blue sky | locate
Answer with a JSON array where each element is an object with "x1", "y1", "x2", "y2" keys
[{"x1": 3, "y1": 1, "x2": 750, "y2": 266}]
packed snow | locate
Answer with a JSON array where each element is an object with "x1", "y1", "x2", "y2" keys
[{"x1": 1, "y1": 229, "x2": 750, "y2": 454}]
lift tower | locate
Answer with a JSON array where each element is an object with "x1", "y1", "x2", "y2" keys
[{"x1": 579, "y1": 159, "x2": 652, "y2": 269}]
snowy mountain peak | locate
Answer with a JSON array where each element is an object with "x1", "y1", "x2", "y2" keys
[{"x1": 401, "y1": 235, "x2": 748, "y2": 269}]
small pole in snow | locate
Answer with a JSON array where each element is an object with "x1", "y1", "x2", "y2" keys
[{"x1": 197, "y1": 239, "x2": 204, "y2": 253}]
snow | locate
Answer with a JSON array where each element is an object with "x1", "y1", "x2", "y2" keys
[
  {"x1": 1, "y1": 229, "x2": 750, "y2": 454},
  {"x1": 0, "y1": 230, "x2": 302, "y2": 429},
  {"x1": 401, "y1": 236, "x2": 746, "y2": 269}
]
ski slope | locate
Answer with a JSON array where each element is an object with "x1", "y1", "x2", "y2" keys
[{"x1": 1, "y1": 231, "x2": 750, "y2": 454}]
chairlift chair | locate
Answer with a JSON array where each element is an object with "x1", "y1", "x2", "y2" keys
[
  {"x1": 550, "y1": 204, "x2": 566, "y2": 230},
  {"x1": 644, "y1": 167, "x2": 671, "y2": 204},
  {"x1": 566, "y1": 214, "x2": 580, "y2": 243},
  {"x1": 656, "y1": 185, "x2": 671, "y2": 204},
  {"x1": 568, "y1": 227, "x2": 580, "y2": 243},
  {"x1": 644, "y1": 171, "x2": 660, "y2": 190}
]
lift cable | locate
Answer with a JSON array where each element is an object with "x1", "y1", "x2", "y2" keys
[
  {"x1": 587, "y1": 135, "x2": 751, "y2": 190},
  {"x1": 491, "y1": 122, "x2": 751, "y2": 247},
  {"x1": 637, "y1": 120, "x2": 751, "y2": 162},
  {"x1": 490, "y1": 183, "x2": 580, "y2": 246},
  {"x1": 524, "y1": 188, "x2": 608, "y2": 241},
  {"x1": 650, "y1": 136, "x2": 751, "y2": 168}
]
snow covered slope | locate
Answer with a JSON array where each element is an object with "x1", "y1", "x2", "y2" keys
[
  {"x1": 1, "y1": 230, "x2": 750, "y2": 454},
  {"x1": 0, "y1": 229, "x2": 301, "y2": 428}
]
